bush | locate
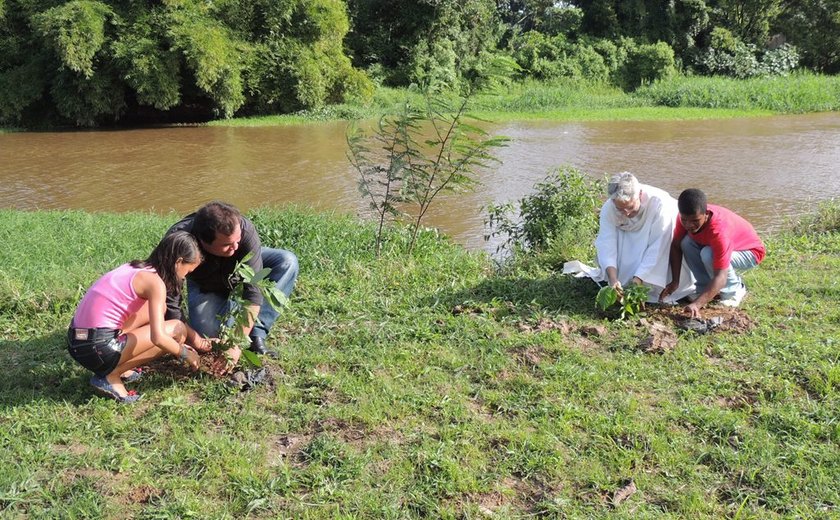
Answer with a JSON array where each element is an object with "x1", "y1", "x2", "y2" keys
[
  {"x1": 617, "y1": 41, "x2": 676, "y2": 90},
  {"x1": 508, "y1": 32, "x2": 612, "y2": 83},
  {"x1": 485, "y1": 167, "x2": 603, "y2": 268},
  {"x1": 696, "y1": 27, "x2": 800, "y2": 79},
  {"x1": 0, "y1": 0, "x2": 372, "y2": 126}
]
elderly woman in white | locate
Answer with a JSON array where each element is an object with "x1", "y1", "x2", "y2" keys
[{"x1": 577, "y1": 172, "x2": 694, "y2": 302}]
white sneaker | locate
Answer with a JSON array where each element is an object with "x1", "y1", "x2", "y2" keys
[{"x1": 720, "y1": 283, "x2": 747, "y2": 307}]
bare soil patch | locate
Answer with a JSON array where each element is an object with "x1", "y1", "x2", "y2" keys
[
  {"x1": 266, "y1": 433, "x2": 312, "y2": 467},
  {"x1": 512, "y1": 344, "x2": 546, "y2": 366},
  {"x1": 645, "y1": 305, "x2": 756, "y2": 334}
]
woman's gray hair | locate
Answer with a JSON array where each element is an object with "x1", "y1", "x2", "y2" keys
[{"x1": 607, "y1": 172, "x2": 641, "y2": 202}]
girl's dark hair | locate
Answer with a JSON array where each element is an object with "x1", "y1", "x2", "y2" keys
[{"x1": 131, "y1": 231, "x2": 202, "y2": 295}]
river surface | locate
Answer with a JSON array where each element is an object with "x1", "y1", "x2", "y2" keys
[{"x1": 1, "y1": 113, "x2": 838, "y2": 251}]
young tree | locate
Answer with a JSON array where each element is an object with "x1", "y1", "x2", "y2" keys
[{"x1": 347, "y1": 81, "x2": 509, "y2": 256}]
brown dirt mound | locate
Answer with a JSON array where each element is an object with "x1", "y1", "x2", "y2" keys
[{"x1": 644, "y1": 305, "x2": 756, "y2": 334}]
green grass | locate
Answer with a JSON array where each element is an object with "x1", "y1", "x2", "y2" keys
[
  {"x1": 636, "y1": 72, "x2": 840, "y2": 113},
  {"x1": 211, "y1": 74, "x2": 832, "y2": 129},
  {"x1": 1, "y1": 207, "x2": 838, "y2": 518}
]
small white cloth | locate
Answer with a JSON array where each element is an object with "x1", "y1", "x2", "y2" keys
[{"x1": 563, "y1": 184, "x2": 695, "y2": 303}]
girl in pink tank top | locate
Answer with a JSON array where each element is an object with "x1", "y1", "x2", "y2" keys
[{"x1": 67, "y1": 231, "x2": 203, "y2": 403}]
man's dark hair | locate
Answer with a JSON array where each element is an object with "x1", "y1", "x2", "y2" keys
[
  {"x1": 678, "y1": 189, "x2": 707, "y2": 216},
  {"x1": 192, "y1": 201, "x2": 242, "y2": 244}
]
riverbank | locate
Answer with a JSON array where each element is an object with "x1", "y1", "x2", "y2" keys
[
  {"x1": 213, "y1": 73, "x2": 838, "y2": 128},
  {"x1": 2, "y1": 74, "x2": 836, "y2": 133},
  {"x1": 0, "y1": 207, "x2": 837, "y2": 517}
]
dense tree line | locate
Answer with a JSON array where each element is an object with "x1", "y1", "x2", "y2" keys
[{"x1": 1, "y1": 0, "x2": 838, "y2": 126}]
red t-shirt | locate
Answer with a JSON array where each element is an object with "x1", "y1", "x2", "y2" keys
[{"x1": 674, "y1": 204, "x2": 766, "y2": 270}]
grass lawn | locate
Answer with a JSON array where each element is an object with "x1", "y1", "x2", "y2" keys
[{"x1": 0, "y1": 207, "x2": 837, "y2": 518}]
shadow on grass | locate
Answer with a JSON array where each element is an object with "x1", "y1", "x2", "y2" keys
[
  {"x1": 0, "y1": 329, "x2": 196, "y2": 408},
  {"x1": 426, "y1": 271, "x2": 603, "y2": 319}
]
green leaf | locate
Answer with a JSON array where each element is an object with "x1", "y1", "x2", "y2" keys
[
  {"x1": 596, "y1": 286, "x2": 618, "y2": 311},
  {"x1": 250, "y1": 267, "x2": 271, "y2": 284},
  {"x1": 264, "y1": 286, "x2": 289, "y2": 311},
  {"x1": 238, "y1": 264, "x2": 256, "y2": 280},
  {"x1": 239, "y1": 348, "x2": 262, "y2": 368}
]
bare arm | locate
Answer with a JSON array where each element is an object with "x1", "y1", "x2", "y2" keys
[
  {"x1": 134, "y1": 272, "x2": 199, "y2": 368},
  {"x1": 659, "y1": 240, "x2": 684, "y2": 301},
  {"x1": 684, "y1": 268, "x2": 727, "y2": 318}
]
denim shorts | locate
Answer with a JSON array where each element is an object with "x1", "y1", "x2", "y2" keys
[{"x1": 67, "y1": 327, "x2": 127, "y2": 377}]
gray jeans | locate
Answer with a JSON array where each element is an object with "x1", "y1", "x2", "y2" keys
[{"x1": 681, "y1": 235, "x2": 758, "y2": 297}]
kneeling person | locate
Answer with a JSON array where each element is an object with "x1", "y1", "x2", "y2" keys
[
  {"x1": 166, "y1": 201, "x2": 299, "y2": 368},
  {"x1": 661, "y1": 189, "x2": 765, "y2": 317},
  {"x1": 593, "y1": 172, "x2": 694, "y2": 302}
]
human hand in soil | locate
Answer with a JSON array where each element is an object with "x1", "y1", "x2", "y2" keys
[
  {"x1": 211, "y1": 346, "x2": 241, "y2": 377},
  {"x1": 182, "y1": 346, "x2": 201, "y2": 371},
  {"x1": 659, "y1": 281, "x2": 678, "y2": 302},
  {"x1": 192, "y1": 336, "x2": 218, "y2": 354},
  {"x1": 684, "y1": 302, "x2": 702, "y2": 319}
]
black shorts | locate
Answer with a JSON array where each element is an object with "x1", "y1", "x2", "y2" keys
[{"x1": 67, "y1": 327, "x2": 128, "y2": 377}]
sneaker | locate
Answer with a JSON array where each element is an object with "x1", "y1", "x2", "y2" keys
[
  {"x1": 90, "y1": 375, "x2": 141, "y2": 403},
  {"x1": 720, "y1": 283, "x2": 747, "y2": 307}
]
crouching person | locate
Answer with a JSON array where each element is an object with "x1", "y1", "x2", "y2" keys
[
  {"x1": 67, "y1": 232, "x2": 203, "y2": 403},
  {"x1": 661, "y1": 189, "x2": 766, "y2": 317},
  {"x1": 165, "y1": 201, "x2": 299, "y2": 372},
  {"x1": 593, "y1": 172, "x2": 695, "y2": 302}
]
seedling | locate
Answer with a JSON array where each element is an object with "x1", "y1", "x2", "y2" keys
[
  {"x1": 596, "y1": 284, "x2": 650, "y2": 320},
  {"x1": 212, "y1": 252, "x2": 288, "y2": 368}
]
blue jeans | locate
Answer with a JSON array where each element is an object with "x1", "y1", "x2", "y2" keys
[
  {"x1": 187, "y1": 247, "x2": 298, "y2": 340},
  {"x1": 681, "y1": 235, "x2": 758, "y2": 298}
]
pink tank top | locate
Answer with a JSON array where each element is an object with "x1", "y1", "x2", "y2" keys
[{"x1": 73, "y1": 263, "x2": 154, "y2": 329}]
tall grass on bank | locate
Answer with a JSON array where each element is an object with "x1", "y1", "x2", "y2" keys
[
  {"x1": 0, "y1": 207, "x2": 838, "y2": 518},
  {"x1": 790, "y1": 198, "x2": 840, "y2": 235},
  {"x1": 636, "y1": 72, "x2": 840, "y2": 113}
]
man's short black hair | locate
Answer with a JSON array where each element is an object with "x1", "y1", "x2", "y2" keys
[
  {"x1": 678, "y1": 189, "x2": 707, "y2": 216},
  {"x1": 193, "y1": 201, "x2": 241, "y2": 244}
]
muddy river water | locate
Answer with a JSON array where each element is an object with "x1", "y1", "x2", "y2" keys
[{"x1": 1, "y1": 112, "x2": 838, "y2": 251}]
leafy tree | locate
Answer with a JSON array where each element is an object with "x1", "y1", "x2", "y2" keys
[
  {"x1": 497, "y1": 0, "x2": 583, "y2": 37},
  {"x1": 0, "y1": 0, "x2": 372, "y2": 126},
  {"x1": 775, "y1": 0, "x2": 840, "y2": 72},
  {"x1": 347, "y1": 0, "x2": 502, "y2": 89},
  {"x1": 712, "y1": 0, "x2": 781, "y2": 45}
]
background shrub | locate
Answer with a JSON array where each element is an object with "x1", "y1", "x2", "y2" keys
[{"x1": 486, "y1": 166, "x2": 603, "y2": 269}]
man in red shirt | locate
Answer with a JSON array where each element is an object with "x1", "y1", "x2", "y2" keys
[{"x1": 660, "y1": 189, "x2": 765, "y2": 317}]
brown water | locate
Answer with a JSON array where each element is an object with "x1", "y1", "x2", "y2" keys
[{"x1": 2, "y1": 113, "x2": 838, "y2": 251}]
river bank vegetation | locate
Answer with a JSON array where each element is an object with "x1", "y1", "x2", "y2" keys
[
  {"x1": 1, "y1": 200, "x2": 837, "y2": 517},
  {"x1": 214, "y1": 72, "x2": 840, "y2": 127},
  {"x1": 2, "y1": 0, "x2": 839, "y2": 128}
]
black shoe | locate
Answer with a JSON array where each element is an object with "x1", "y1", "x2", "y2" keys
[{"x1": 249, "y1": 336, "x2": 278, "y2": 358}]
